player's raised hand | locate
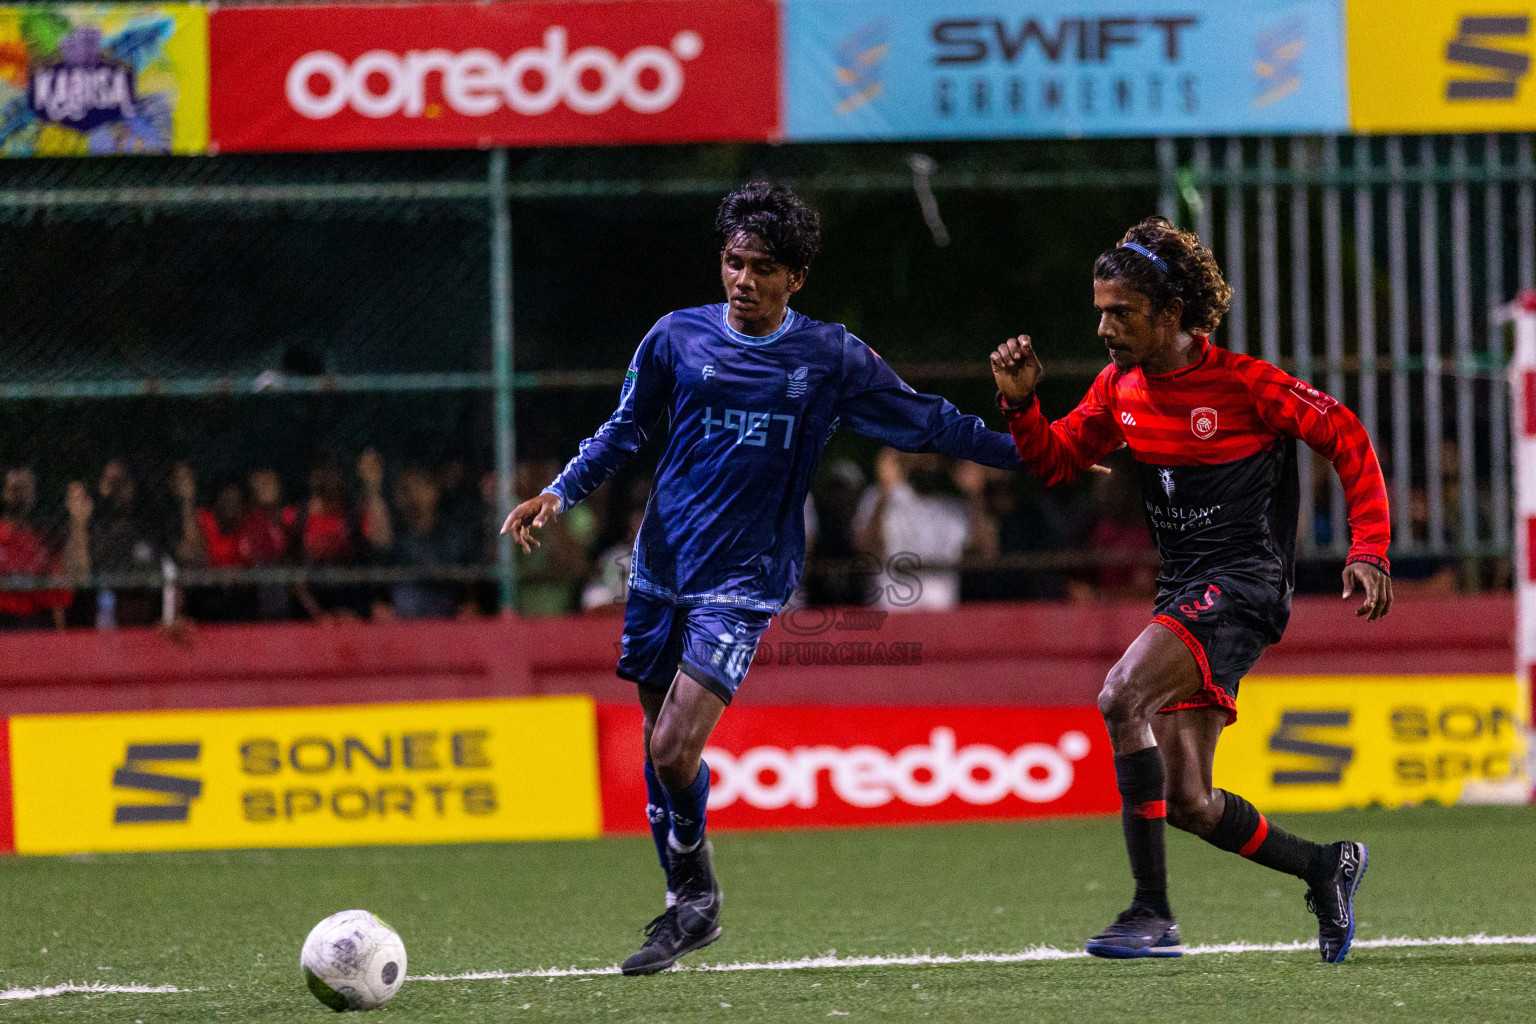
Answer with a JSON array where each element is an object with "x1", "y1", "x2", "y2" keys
[
  {"x1": 991, "y1": 335, "x2": 1044, "y2": 404},
  {"x1": 1341, "y1": 562, "x2": 1392, "y2": 621},
  {"x1": 501, "y1": 491, "x2": 560, "y2": 553}
]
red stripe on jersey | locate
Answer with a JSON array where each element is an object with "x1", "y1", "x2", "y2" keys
[{"x1": 1006, "y1": 338, "x2": 1391, "y2": 571}]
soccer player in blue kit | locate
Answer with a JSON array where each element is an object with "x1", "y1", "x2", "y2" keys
[{"x1": 503, "y1": 183, "x2": 1021, "y2": 974}]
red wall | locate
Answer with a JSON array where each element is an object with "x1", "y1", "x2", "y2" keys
[{"x1": 0, "y1": 595, "x2": 1512, "y2": 715}]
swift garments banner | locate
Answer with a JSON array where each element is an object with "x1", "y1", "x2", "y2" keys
[
  {"x1": 208, "y1": 1, "x2": 780, "y2": 153},
  {"x1": 598, "y1": 704, "x2": 1117, "y2": 832},
  {"x1": 7, "y1": 696, "x2": 600, "y2": 854},
  {"x1": 782, "y1": 0, "x2": 1349, "y2": 141}
]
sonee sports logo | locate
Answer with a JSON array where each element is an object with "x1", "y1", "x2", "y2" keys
[
  {"x1": 1445, "y1": 16, "x2": 1530, "y2": 101},
  {"x1": 113, "y1": 743, "x2": 203, "y2": 824},
  {"x1": 286, "y1": 27, "x2": 705, "y2": 121}
]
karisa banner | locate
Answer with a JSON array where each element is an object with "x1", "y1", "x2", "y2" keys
[
  {"x1": 1347, "y1": 1, "x2": 1536, "y2": 133},
  {"x1": 0, "y1": 3, "x2": 208, "y2": 156},
  {"x1": 208, "y1": 1, "x2": 779, "y2": 154},
  {"x1": 783, "y1": 0, "x2": 1348, "y2": 141},
  {"x1": 8, "y1": 696, "x2": 600, "y2": 855},
  {"x1": 598, "y1": 704, "x2": 1117, "y2": 833},
  {"x1": 1214, "y1": 676, "x2": 1530, "y2": 813}
]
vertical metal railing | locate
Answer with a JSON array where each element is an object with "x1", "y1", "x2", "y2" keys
[
  {"x1": 1322, "y1": 136, "x2": 1348, "y2": 553},
  {"x1": 1224, "y1": 137, "x2": 1248, "y2": 355},
  {"x1": 1290, "y1": 136, "x2": 1316, "y2": 556},
  {"x1": 489, "y1": 149, "x2": 517, "y2": 612},
  {"x1": 1487, "y1": 134, "x2": 1510, "y2": 552},
  {"x1": 1385, "y1": 136, "x2": 1415, "y2": 549}
]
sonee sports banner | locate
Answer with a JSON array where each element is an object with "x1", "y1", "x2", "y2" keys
[
  {"x1": 598, "y1": 704, "x2": 1119, "y2": 832},
  {"x1": 7, "y1": 696, "x2": 601, "y2": 854},
  {"x1": 1213, "y1": 675, "x2": 1530, "y2": 812},
  {"x1": 207, "y1": 1, "x2": 780, "y2": 153}
]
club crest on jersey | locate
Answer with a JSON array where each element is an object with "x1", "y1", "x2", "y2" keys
[
  {"x1": 1191, "y1": 406, "x2": 1218, "y2": 439},
  {"x1": 1159, "y1": 468, "x2": 1175, "y2": 498},
  {"x1": 786, "y1": 366, "x2": 809, "y2": 398},
  {"x1": 702, "y1": 364, "x2": 716, "y2": 380}
]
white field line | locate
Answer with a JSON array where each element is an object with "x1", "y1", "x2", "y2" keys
[
  {"x1": 5, "y1": 934, "x2": 1535, "y2": 1001},
  {"x1": 407, "y1": 933, "x2": 1536, "y2": 981},
  {"x1": 0, "y1": 981, "x2": 180, "y2": 1001}
]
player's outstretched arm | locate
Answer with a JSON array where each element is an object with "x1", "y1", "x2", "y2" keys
[
  {"x1": 501, "y1": 492, "x2": 560, "y2": 554},
  {"x1": 835, "y1": 333, "x2": 1021, "y2": 470}
]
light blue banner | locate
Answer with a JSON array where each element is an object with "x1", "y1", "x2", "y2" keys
[{"x1": 783, "y1": 1, "x2": 1348, "y2": 140}]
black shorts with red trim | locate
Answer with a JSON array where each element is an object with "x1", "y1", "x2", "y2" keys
[{"x1": 1149, "y1": 575, "x2": 1288, "y2": 725}]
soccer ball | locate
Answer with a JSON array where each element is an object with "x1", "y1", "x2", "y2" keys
[{"x1": 300, "y1": 910, "x2": 407, "y2": 1012}]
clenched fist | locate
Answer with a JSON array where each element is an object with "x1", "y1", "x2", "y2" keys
[{"x1": 991, "y1": 335, "x2": 1044, "y2": 404}]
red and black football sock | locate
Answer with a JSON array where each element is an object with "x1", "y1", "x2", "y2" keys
[
  {"x1": 1207, "y1": 789, "x2": 1327, "y2": 885},
  {"x1": 1113, "y1": 747, "x2": 1173, "y2": 919}
]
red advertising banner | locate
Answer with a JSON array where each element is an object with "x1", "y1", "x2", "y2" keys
[
  {"x1": 0, "y1": 718, "x2": 13, "y2": 854},
  {"x1": 598, "y1": 704, "x2": 1117, "y2": 833},
  {"x1": 208, "y1": 1, "x2": 780, "y2": 153}
]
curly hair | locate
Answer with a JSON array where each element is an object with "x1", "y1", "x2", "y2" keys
[
  {"x1": 1092, "y1": 216, "x2": 1231, "y2": 335},
  {"x1": 715, "y1": 182, "x2": 822, "y2": 273}
]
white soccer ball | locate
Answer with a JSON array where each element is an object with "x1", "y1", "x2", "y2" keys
[{"x1": 300, "y1": 909, "x2": 407, "y2": 1012}]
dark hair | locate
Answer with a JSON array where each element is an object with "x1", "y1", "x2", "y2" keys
[
  {"x1": 1092, "y1": 216, "x2": 1231, "y2": 335},
  {"x1": 715, "y1": 182, "x2": 822, "y2": 273}
]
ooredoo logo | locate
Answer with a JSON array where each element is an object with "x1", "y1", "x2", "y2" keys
[
  {"x1": 285, "y1": 27, "x2": 705, "y2": 120},
  {"x1": 705, "y1": 728, "x2": 1093, "y2": 811}
]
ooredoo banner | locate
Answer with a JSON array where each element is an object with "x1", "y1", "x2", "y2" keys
[
  {"x1": 598, "y1": 704, "x2": 1117, "y2": 832},
  {"x1": 1213, "y1": 675, "x2": 1531, "y2": 812},
  {"x1": 8, "y1": 696, "x2": 601, "y2": 854},
  {"x1": 208, "y1": 1, "x2": 779, "y2": 153}
]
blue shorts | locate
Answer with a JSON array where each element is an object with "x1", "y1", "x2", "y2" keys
[{"x1": 616, "y1": 591, "x2": 774, "y2": 705}]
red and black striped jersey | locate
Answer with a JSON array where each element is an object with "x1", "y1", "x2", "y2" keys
[{"x1": 1004, "y1": 337, "x2": 1391, "y2": 597}]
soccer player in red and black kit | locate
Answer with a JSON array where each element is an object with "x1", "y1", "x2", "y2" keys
[{"x1": 991, "y1": 217, "x2": 1393, "y2": 964}]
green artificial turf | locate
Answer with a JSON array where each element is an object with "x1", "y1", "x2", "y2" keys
[{"x1": 2, "y1": 805, "x2": 1534, "y2": 1022}]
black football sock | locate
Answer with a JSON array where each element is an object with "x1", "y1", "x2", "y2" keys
[
  {"x1": 1206, "y1": 789, "x2": 1328, "y2": 885},
  {"x1": 1113, "y1": 747, "x2": 1172, "y2": 919}
]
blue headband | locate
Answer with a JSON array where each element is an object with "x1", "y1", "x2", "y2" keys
[{"x1": 1120, "y1": 241, "x2": 1169, "y2": 276}]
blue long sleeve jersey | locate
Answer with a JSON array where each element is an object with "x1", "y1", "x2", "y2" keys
[{"x1": 543, "y1": 304, "x2": 1022, "y2": 612}]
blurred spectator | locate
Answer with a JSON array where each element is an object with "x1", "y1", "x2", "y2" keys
[
  {"x1": 582, "y1": 503, "x2": 643, "y2": 612},
  {"x1": 1068, "y1": 463, "x2": 1156, "y2": 604},
  {"x1": 294, "y1": 458, "x2": 366, "y2": 621},
  {"x1": 853, "y1": 449, "x2": 969, "y2": 612},
  {"x1": 245, "y1": 468, "x2": 297, "y2": 619},
  {"x1": 514, "y1": 460, "x2": 596, "y2": 616},
  {"x1": 0, "y1": 467, "x2": 70, "y2": 629},
  {"x1": 366, "y1": 457, "x2": 479, "y2": 620},
  {"x1": 805, "y1": 459, "x2": 873, "y2": 607},
  {"x1": 1388, "y1": 485, "x2": 1459, "y2": 597},
  {"x1": 956, "y1": 465, "x2": 1069, "y2": 602},
  {"x1": 63, "y1": 459, "x2": 171, "y2": 628}
]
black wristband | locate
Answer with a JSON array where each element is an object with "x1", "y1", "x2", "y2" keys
[
  {"x1": 1344, "y1": 553, "x2": 1390, "y2": 577},
  {"x1": 995, "y1": 390, "x2": 1036, "y2": 415}
]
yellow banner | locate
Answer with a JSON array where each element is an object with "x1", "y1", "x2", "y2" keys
[
  {"x1": 1347, "y1": 2, "x2": 1536, "y2": 132},
  {"x1": 9, "y1": 696, "x2": 600, "y2": 854},
  {"x1": 0, "y1": 4, "x2": 209, "y2": 156},
  {"x1": 1214, "y1": 675, "x2": 1529, "y2": 813}
]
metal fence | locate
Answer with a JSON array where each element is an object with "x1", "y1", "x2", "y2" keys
[{"x1": 0, "y1": 134, "x2": 1528, "y2": 627}]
